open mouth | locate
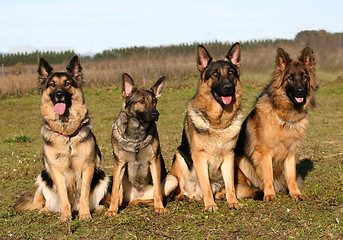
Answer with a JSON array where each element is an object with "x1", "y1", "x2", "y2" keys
[
  {"x1": 54, "y1": 102, "x2": 66, "y2": 116},
  {"x1": 295, "y1": 97, "x2": 304, "y2": 103},
  {"x1": 213, "y1": 92, "x2": 232, "y2": 105}
]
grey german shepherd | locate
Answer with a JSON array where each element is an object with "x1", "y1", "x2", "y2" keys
[{"x1": 105, "y1": 73, "x2": 178, "y2": 216}]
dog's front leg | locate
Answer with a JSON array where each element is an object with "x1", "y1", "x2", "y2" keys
[
  {"x1": 192, "y1": 151, "x2": 217, "y2": 212},
  {"x1": 79, "y1": 163, "x2": 95, "y2": 220},
  {"x1": 149, "y1": 154, "x2": 166, "y2": 213},
  {"x1": 221, "y1": 152, "x2": 242, "y2": 209},
  {"x1": 254, "y1": 150, "x2": 276, "y2": 202},
  {"x1": 284, "y1": 152, "x2": 306, "y2": 201},
  {"x1": 50, "y1": 168, "x2": 71, "y2": 221},
  {"x1": 105, "y1": 160, "x2": 125, "y2": 217}
]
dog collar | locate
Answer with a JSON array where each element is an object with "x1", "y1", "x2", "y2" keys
[
  {"x1": 277, "y1": 116, "x2": 304, "y2": 126},
  {"x1": 112, "y1": 121, "x2": 130, "y2": 143},
  {"x1": 55, "y1": 126, "x2": 82, "y2": 138},
  {"x1": 201, "y1": 117, "x2": 231, "y2": 131},
  {"x1": 190, "y1": 103, "x2": 232, "y2": 131}
]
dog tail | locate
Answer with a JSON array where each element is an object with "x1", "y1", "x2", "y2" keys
[
  {"x1": 14, "y1": 196, "x2": 35, "y2": 211},
  {"x1": 14, "y1": 190, "x2": 45, "y2": 211}
]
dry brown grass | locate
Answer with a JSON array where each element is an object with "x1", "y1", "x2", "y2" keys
[{"x1": 0, "y1": 39, "x2": 342, "y2": 96}]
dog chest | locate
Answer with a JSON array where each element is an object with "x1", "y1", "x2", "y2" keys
[{"x1": 121, "y1": 147, "x2": 155, "y2": 188}]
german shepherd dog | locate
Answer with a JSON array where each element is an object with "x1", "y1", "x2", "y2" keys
[
  {"x1": 14, "y1": 56, "x2": 110, "y2": 221},
  {"x1": 169, "y1": 43, "x2": 243, "y2": 212},
  {"x1": 234, "y1": 47, "x2": 316, "y2": 202},
  {"x1": 105, "y1": 73, "x2": 178, "y2": 217}
]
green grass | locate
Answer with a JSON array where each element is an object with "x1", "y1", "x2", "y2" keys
[{"x1": 0, "y1": 71, "x2": 342, "y2": 239}]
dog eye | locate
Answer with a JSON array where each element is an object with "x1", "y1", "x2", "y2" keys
[
  {"x1": 302, "y1": 75, "x2": 308, "y2": 80},
  {"x1": 228, "y1": 70, "x2": 234, "y2": 75},
  {"x1": 138, "y1": 99, "x2": 145, "y2": 104},
  {"x1": 65, "y1": 81, "x2": 71, "y2": 87},
  {"x1": 49, "y1": 81, "x2": 56, "y2": 87},
  {"x1": 212, "y1": 72, "x2": 218, "y2": 78},
  {"x1": 287, "y1": 76, "x2": 293, "y2": 81}
]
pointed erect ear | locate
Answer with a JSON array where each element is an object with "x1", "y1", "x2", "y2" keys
[
  {"x1": 197, "y1": 45, "x2": 213, "y2": 72},
  {"x1": 276, "y1": 48, "x2": 292, "y2": 71},
  {"x1": 66, "y1": 55, "x2": 83, "y2": 83},
  {"x1": 225, "y1": 42, "x2": 241, "y2": 68},
  {"x1": 122, "y1": 73, "x2": 135, "y2": 98},
  {"x1": 151, "y1": 76, "x2": 166, "y2": 99},
  {"x1": 298, "y1": 47, "x2": 315, "y2": 68},
  {"x1": 38, "y1": 58, "x2": 53, "y2": 89}
]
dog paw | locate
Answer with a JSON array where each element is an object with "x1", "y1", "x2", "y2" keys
[
  {"x1": 290, "y1": 192, "x2": 306, "y2": 201},
  {"x1": 263, "y1": 194, "x2": 276, "y2": 202},
  {"x1": 228, "y1": 202, "x2": 243, "y2": 209},
  {"x1": 59, "y1": 213, "x2": 72, "y2": 222},
  {"x1": 38, "y1": 207, "x2": 50, "y2": 214},
  {"x1": 105, "y1": 210, "x2": 118, "y2": 217},
  {"x1": 214, "y1": 192, "x2": 226, "y2": 200},
  {"x1": 155, "y1": 207, "x2": 167, "y2": 214},
  {"x1": 79, "y1": 212, "x2": 92, "y2": 220},
  {"x1": 95, "y1": 205, "x2": 105, "y2": 212},
  {"x1": 204, "y1": 204, "x2": 218, "y2": 212},
  {"x1": 175, "y1": 194, "x2": 190, "y2": 201}
]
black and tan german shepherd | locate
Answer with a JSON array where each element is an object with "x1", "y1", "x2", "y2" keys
[
  {"x1": 234, "y1": 47, "x2": 316, "y2": 202},
  {"x1": 169, "y1": 43, "x2": 243, "y2": 212},
  {"x1": 14, "y1": 56, "x2": 110, "y2": 221},
  {"x1": 105, "y1": 73, "x2": 177, "y2": 216}
]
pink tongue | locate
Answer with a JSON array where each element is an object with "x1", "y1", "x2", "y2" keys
[
  {"x1": 295, "y1": 97, "x2": 304, "y2": 103},
  {"x1": 54, "y1": 103, "x2": 66, "y2": 115},
  {"x1": 221, "y1": 96, "x2": 232, "y2": 105}
]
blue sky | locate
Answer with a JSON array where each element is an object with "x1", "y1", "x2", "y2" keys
[{"x1": 0, "y1": 0, "x2": 342, "y2": 55}]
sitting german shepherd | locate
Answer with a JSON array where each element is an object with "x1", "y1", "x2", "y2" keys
[
  {"x1": 14, "y1": 56, "x2": 110, "y2": 221},
  {"x1": 105, "y1": 73, "x2": 177, "y2": 216},
  {"x1": 169, "y1": 43, "x2": 243, "y2": 212},
  {"x1": 234, "y1": 47, "x2": 316, "y2": 202}
]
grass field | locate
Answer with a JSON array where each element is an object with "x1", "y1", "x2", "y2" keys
[{"x1": 0, "y1": 69, "x2": 342, "y2": 239}]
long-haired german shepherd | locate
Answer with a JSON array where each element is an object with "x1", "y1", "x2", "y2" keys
[
  {"x1": 105, "y1": 73, "x2": 178, "y2": 217},
  {"x1": 234, "y1": 47, "x2": 316, "y2": 202},
  {"x1": 14, "y1": 56, "x2": 110, "y2": 221},
  {"x1": 169, "y1": 43, "x2": 243, "y2": 212}
]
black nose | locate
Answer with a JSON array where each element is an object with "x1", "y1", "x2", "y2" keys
[
  {"x1": 223, "y1": 83, "x2": 234, "y2": 94},
  {"x1": 55, "y1": 90, "x2": 63, "y2": 98},
  {"x1": 295, "y1": 87, "x2": 305, "y2": 96},
  {"x1": 151, "y1": 111, "x2": 159, "y2": 121},
  {"x1": 54, "y1": 90, "x2": 65, "y2": 102}
]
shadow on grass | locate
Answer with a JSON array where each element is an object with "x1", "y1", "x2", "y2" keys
[
  {"x1": 252, "y1": 158, "x2": 314, "y2": 201},
  {"x1": 296, "y1": 158, "x2": 314, "y2": 180}
]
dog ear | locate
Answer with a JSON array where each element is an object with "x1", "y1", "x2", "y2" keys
[
  {"x1": 66, "y1": 55, "x2": 83, "y2": 85},
  {"x1": 276, "y1": 48, "x2": 292, "y2": 71},
  {"x1": 38, "y1": 58, "x2": 53, "y2": 89},
  {"x1": 299, "y1": 47, "x2": 315, "y2": 69},
  {"x1": 225, "y1": 42, "x2": 241, "y2": 68},
  {"x1": 151, "y1": 76, "x2": 166, "y2": 99},
  {"x1": 122, "y1": 73, "x2": 135, "y2": 98},
  {"x1": 197, "y1": 45, "x2": 213, "y2": 72}
]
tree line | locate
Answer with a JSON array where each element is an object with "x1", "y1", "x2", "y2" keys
[
  {"x1": 1, "y1": 50, "x2": 76, "y2": 66},
  {"x1": 1, "y1": 30, "x2": 342, "y2": 70}
]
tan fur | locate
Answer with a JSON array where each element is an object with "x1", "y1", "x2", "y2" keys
[
  {"x1": 170, "y1": 43, "x2": 243, "y2": 211},
  {"x1": 235, "y1": 47, "x2": 316, "y2": 201}
]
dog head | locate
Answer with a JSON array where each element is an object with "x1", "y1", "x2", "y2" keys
[
  {"x1": 38, "y1": 56, "x2": 84, "y2": 117},
  {"x1": 274, "y1": 47, "x2": 316, "y2": 109},
  {"x1": 121, "y1": 73, "x2": 166, "y2": 123},
  {"x1": 197, "y1": 43, "x2": 241, "y2": 107}
]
